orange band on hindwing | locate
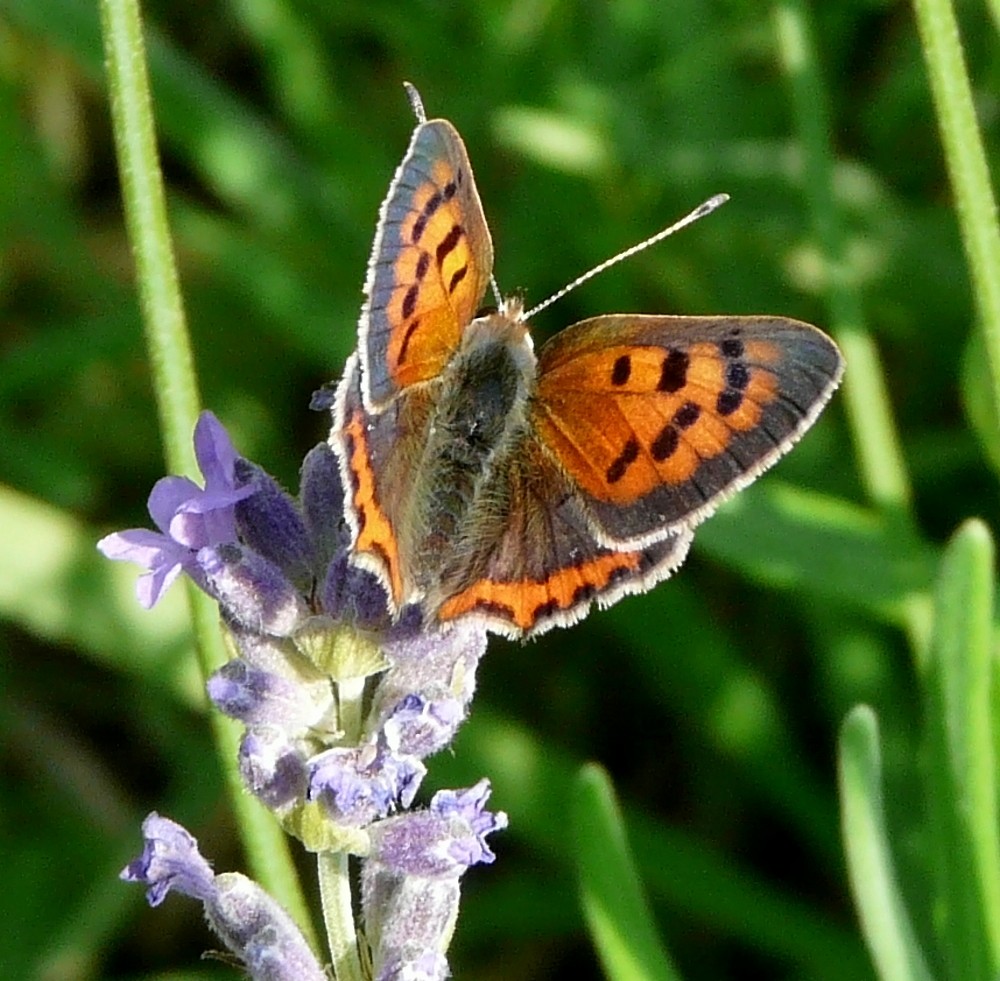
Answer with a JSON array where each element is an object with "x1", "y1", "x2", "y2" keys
[
  {"x1": 343, "y1": 410, "x2": 404, "y2": 605},
  {"x1": 437, "y1": 549, "x2": 646, "y2": 631}
]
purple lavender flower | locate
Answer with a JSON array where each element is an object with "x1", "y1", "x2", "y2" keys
[
  {"x1": 121, "y1": 812, "x2": 215, "y2": 906},
  {"x1": 106, "y1": 408, "x2": 509, "y2": 980},
  {"x1": 308, "y1": 734, "x2": 426, "y2": 827},
  {"x1": 382, "y1": 693, "x2": 465, "y2": 760},
  {"x1": 98, "y1": 412, "x2": 254, "y2": 607},
  {"x1": 208, "y1": 659, "x2": 334, "y2": 731},
  {"x1": 369, "y1": 622, "x2": 487, "y2": 757},
  {"x1": 367, "y1": 779, "x2": 507, "y2": 878},
  {"x1": 122, "y1": 813, "x2": 326, "y2": 981}
]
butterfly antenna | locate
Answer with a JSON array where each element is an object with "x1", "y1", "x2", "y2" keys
[
  {"x1": 403, "y1": 82, "x2": 427, "y2": 124},
  {"x1": 520, "y1": 192, "x2": 730, "y2": 322}
]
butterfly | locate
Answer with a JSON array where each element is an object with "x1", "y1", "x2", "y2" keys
[{"x1": 331, "y1": 86, "x2": 844, "y2": 639}]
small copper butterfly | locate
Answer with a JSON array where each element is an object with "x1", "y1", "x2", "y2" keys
[{"x1": 331, "y1": 86, "x2": 844, "y2": 638}]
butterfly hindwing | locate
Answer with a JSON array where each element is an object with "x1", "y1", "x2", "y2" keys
[
  {"x1": 433, "y1": 436, "x2": 694, "y2": 637},
  {"x1": 360, "y1": 119, "x2": 494, "y2": 411},
  {"x1": 532, "y1": 314, "x2": 844, "y2": 546}
]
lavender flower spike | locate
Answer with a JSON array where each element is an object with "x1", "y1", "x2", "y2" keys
[
  {"x1": 98, "y1": 412, "x2": 254, "y2": 607},
  {"x1": 123, "y1": 813, "x2": 326, "y2": 981}
]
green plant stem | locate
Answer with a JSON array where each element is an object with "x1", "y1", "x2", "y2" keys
[
  {"x1": 317, "y1": 677, "x2": 367, "y2": 980},
  {"x1": 771, "y1": 1, "x2": 915, "y2": 522},
  {"x1": 318, "y1": 851, "x2": 364, "y2": 981},
  {"x1": 772, "y1": 0, "x2": 934, "y2": 656},
  {"x1": 98, "y1": 0, "x2": 315, "y2": 947},
  {"x1": 911, "y1": 0, "x2": 1000, "y2": 434},
  {"x1": 97, "y1": 0, "x2": 198, "y2": 473}
]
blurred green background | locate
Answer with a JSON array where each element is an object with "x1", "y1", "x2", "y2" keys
[{"x1": 2, "y1": 0, "x2": 997, "y2": 978}]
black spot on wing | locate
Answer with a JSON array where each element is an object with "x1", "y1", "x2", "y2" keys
[
  {"x1": 651, "y1": 425, "x2": 679, "y2": 461},
  {"x1": 606, "y1": 437, "x2": 640, "y2": 484},
  {"x1": 397, "y1": 318, "x2": 420, "y2": 365},
  {"x1": 436, "y1": 224, "x2": 463, "y2": 266},
  {"x1": 658, "y1": 349, "x2": 689, "y2": 392}
]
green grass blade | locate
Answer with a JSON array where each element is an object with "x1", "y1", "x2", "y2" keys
[
  {"x1": 573, "y1": 764, "x2": 682, "y2": 981},
  {"x1": 921, "y1": 520, "x2": 1000, "y2": 980},
  {"x1": 839, "y1": 706, "x2": 936, "y2": 981},
  {"x1": 911, "y1": 0, "x2": 1000, "y2": 446}
]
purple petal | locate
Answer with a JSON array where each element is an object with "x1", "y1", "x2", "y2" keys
[
  {"x1": 147, "y1": 476, "x2": 201, "y2": 534},
  {"x1": 194, "y1": 411, "x2": 240, "y2": 492},
  {"x1": 135, "y1": 561, "x2": 185, "y2": 609},
  {"x1": 98, "y1": 529, "x2": 193, "y2": 608}
]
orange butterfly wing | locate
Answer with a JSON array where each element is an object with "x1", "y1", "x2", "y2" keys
[
  {"x1": 433, "y1": 436, "x2": 694, "y2": 638},
  {"x1": 532, "y1": 314, "x2": 844, "y2": 546},
  {"x1": 359, "y1": 119, "x2": 494, "y2": 411}
]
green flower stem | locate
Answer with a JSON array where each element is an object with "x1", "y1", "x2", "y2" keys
[
  {"x1": 838, "y1": 706, "x2": 936, "y2": 981},
  {"x1": 911, "y1": 0, "x2": 1000, "y2": 431},
  {"x1": 771, "y1": 2, "x2": 915, "y2": 521},
  {"x1": 98, "y1": 0, "x2": 315, "y2": 948},
  {"x1": 772, "y1": 1, "x2": 933, "y2": 656},
  {"x1": 318, "y1": 851, "x2": 364, "y2": 981},
  {"x1": 97, "y1": 0, "x2": 198, "y2": 474},
  {"x1": 317, "y1": 676, "x2": 368, "y2": 981},
  {"x1": 339, "y1": 676, "x2": 367, "y2": 744}
]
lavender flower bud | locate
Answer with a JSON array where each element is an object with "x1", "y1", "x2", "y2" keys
[
  {"x1": 207, "y1": 873, "x2": 327, "y2": 981},
  {"x1": 198, "y1": 544, "x2": 308, "y2": 636},
  {"x1": 322, "y1": 551, "x2": 391, "y2": 629},
  {"x1": 375, "y1": 949, "x2": 450, "y2": 981},
  {"x1": 362, "y1": 873, "x2": 459, "y2": 981},
  {"x1": 299, "y1": 442, "x2": 349, "y2": 567},
  {"x1": 369, "y1": 622, "x2": 487, "y2": 750},
  {"x1": 208, "y1": 660, "x2": 334, "y2": 732},
  {"x1": 233, "y1": 459, "x2": 315, "y2": 588},
  {"x1": 239, "y1": 728, "x2": 309, "y2": 809}
]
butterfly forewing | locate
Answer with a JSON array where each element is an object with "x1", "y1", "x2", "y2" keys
[
  {"x1": 532, "y1": 314, "x2": 844, "y2": 547},
  {"x1": 360, "y1": 119, "x2": 494, "y2": 410}
]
